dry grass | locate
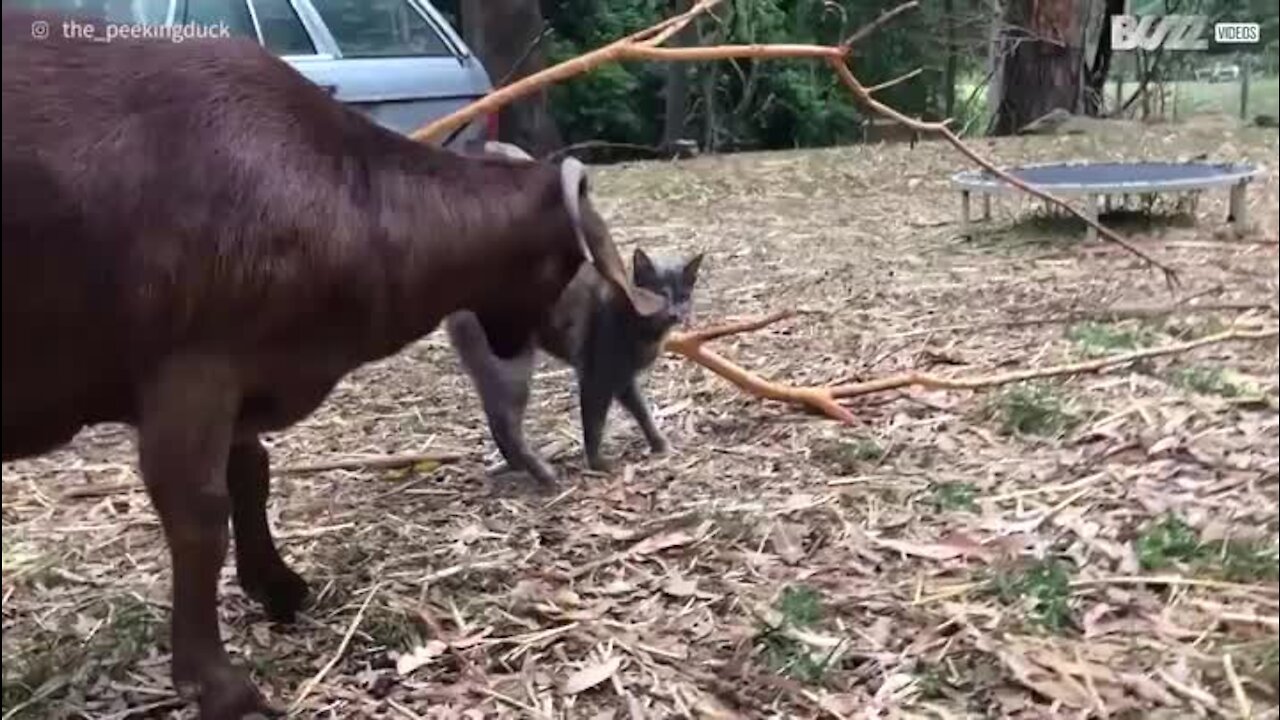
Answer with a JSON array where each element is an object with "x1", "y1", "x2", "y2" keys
[{"x1": 4, "y1": 114, "x2": 1278, "y2": 719}]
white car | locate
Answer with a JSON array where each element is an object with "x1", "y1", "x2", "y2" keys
[{"x1": 16, "y1": 0, "x2": 497, "y2": 147}]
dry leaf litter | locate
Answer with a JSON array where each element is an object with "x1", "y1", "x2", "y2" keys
[{"x1": 3, "y1": 116, "x2": 1278, "y2": 719}]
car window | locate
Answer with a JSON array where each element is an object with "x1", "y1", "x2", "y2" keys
[
  {"x1": 180, "y1": 0, "x2": 257, "y2": 40},
  {"x1": 15, "y1": 0, "x2": 173, "y2": 23},
  {"x1": 249, "y1": 0, "x2": 316, "y2": 55},
  {"x1": 308, "y1": 0, "x2": 451, "y2": 58}
]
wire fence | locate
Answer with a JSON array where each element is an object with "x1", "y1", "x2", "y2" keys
[{"x1": 1106, "y1": 75, "x2": 1279, "y2": 122}]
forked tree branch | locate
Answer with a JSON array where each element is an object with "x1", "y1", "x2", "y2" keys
[
  {"x1": 411, "y1": 0, "x2": 1178, "y2": 285},
  {"x1": 665, "y1": 316, "x2": 1278, "y2": 424},
  {"x1": 409, "y1": 0, "x2": 1197, "y2": 426}
]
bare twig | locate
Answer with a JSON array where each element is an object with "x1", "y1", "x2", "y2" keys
[
  {"x1": 840, "y1": 0, "x2": 921, "y2": 47},
  {"x1": 886, "y1": 300, "x2": 1275, "y2": 340},
  {"x1": 666, "y1": 310, "x2": 1276, "y2": 424},
  {"x1": 866, "y1": 67, "x2": 923, "y2": 94},
  {"x1": 1223, "y1": 654, "x2": 1253, "y2": 719},
  {"x1": 543, "y1": 140, "x2": 669, "y2": 162},
  {"x1": 495, "y1": 26, "x2": 556, "y2": 88},
  {"x1": 288, "y1": 582, "x2": 382, "y2": 715},
  {"x1": 273, "y1": 450, "x2": 464, "y2": 476}
]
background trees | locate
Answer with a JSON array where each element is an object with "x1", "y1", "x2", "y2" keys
[{"x1": 438, "y1": 0, "x2": 1280, "y2": 159}]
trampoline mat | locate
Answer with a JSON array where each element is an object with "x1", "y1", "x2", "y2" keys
[{"x1": 963, "y1": 161, "x2": 1252, "y2": 186}]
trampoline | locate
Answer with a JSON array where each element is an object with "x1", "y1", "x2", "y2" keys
[{"x1": 949, "y1": 161, "x2": 1261, "y2": 240}]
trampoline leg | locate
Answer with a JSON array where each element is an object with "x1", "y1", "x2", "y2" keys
[
  {"x1": 1228, "y1": 181, "x2": 1248, "y2": 225},
  {"x1": 960, "y1": 190, "x2": 971, "y2": 235},
  {"x1": 982, "y1": 193, "x2": 991, "y2": 221},
  {"x1": 1084, "y1": 194, "x2": 1099, "y2": 242}
]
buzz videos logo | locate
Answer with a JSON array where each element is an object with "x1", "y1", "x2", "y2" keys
[{"x1": 1111, "y1": 14, "x2": 1261, "y2": 51}]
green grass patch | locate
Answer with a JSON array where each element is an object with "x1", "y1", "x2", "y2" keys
[
  {"x1": 2, "y1": 594, "x2": 161, "y2": 718},
  {"x1": 809, "y1": 435, "x2": 884, "y2": 475},
  {"x1": 1260, "y1": 642, "x2": 1280, "y2": 692},
  {"x1": 1169, "y1": 365, "x2": 1249, "y2": 398},
  {"x1": 1219, "y1": 540, "x2": 1280, "y2": 583},
  {"x1": 991, "y1": 559, "x2": 1075, "y2": 632},
  {"x1": 755, "y1": 584, "x2": 836, "y2": 684},
  {"x1": 927, "y1": 482, "x2": 978, "y2": 512},
  {"x1": 1136, "y1": 514, "x2": 1279, "y2": 583},
  {"x1": 986, "y1": 383, "x2": 1079, "y2": 438},
  {"x1": 1066, "y1": 321, "x2": 1158, "y2": 358},
  {"x1": 1136, "y1": 514, "x2": 1203, "y2": 570}
]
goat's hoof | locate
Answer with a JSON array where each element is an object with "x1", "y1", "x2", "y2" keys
[
  {"x1": 488, "y1": 470, "x2": 559, "y2": 498},
  {"x1": 585, "y1": 455, "x2": 614, "y2": 473},
  {"x1": 241, "y1": 567, "x2": 309, "y2": 624},
  {"x1": 177, "y1": 663, "x2": 282, "y2": 720},
  {"x1": 648, "y1": 436, "x2": 671, "y2": 456}
]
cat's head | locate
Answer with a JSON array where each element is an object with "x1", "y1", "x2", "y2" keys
[{"x1": 631, "y1": 248, "x2": 704, "y2": 330}]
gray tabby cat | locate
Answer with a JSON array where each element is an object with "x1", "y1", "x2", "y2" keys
[{"x1": 446, "y1": 247, "x2": 703, "y2": 487}]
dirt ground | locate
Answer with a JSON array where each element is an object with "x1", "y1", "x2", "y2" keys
[{"x1": 3, "y1": 116, "x2": 1278, "y2": 720}]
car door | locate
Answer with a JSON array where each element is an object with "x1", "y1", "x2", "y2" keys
[{"x1": 278, "y1": 0, "x2": 493, "y2": 146}]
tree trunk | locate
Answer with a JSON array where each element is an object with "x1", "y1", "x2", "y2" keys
[
  {"x1": 985, "y1": 0, "x2": 1004, "y2": 131},
  {"x1": 944, "y1": 0, "x2": 957, "y2": 119},
  {"x1": 663, "y1": 0, "x2": 695, "y2": 149},
  {"x1": 991, "y1": 0, "x2": 1086, "y2": 135},
  {"x1": 1082, "y1": 0, "x2": 1124, "y2": 115},
  {"x1": 459, "y1": 0, "x2": 562, "y2": 156},
  {"x1": 698, "y1": 17, "x2": 720, "y2": 152}
]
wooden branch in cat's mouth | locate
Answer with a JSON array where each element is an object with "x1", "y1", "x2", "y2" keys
[
  {"x1": 664, "y1": 313, "x2": 1279, "y2": 425},
  {"x1": 664, "y1": 312, "x2": 859, "y2": 425}
]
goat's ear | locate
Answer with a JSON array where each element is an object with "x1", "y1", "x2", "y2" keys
[{"x1": 559, "y1": 158, "x2": 664, "y2": 317}]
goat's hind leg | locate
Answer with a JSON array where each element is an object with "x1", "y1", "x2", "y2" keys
[
  {"x1": 227, "y1": 437, "x2": 308, "y2": 623},
  {"x1": 138, "y1": 356, "x2": 280, "y2": 719}
]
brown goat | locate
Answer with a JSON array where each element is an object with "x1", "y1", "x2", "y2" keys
[{"x1": 2, "y1": 11, "x2": 661, "y2": 718}]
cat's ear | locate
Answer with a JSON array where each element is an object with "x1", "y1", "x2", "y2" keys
[
  {"x1": 633, "y1": 248, "x2": 658, "y2": 285},
  {"x1": 682, "y1": 253, "x2": 705, "y2": 285}
]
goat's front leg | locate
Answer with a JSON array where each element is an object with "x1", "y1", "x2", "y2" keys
[
  {"x1": 616, "y1": 379, "x2": 669, "y2": 455},
  {"x1": 138, "y1": 357, "x2": 279, "y2": 720},
  {"x1": 227, "y1": 437, "x2": 308, "y2": 623}
]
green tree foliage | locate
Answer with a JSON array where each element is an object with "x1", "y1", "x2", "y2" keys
[
  {"x1": 441, "y1": 1, "x2": 976, "y2": 153},
  {"x1": 540, "y1": 0, "x2": 943, "y2": 153}
]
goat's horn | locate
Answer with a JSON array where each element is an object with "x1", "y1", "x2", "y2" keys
[
  {"x1": 559, "y1": 158, "x2": 664, "y2": 317},
  {"x1": 482, "y1": 141, "x2": 535, "y2": 162}
]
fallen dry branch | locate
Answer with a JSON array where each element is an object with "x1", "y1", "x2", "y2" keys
[
  {"x1": 889, "y1": 300, "x2": 1276, "y2": 339},
  {"x1": 289, "y1": 581, "x2": 382, "y2": 713},
  {"x1": 411, "y1": 0, "x2": 1176, "y2": 283},
  {"x1": 665, "y1": 313, "x2": 1278, "y2": 423},
  {"x1": 273, "y1": 450, "x2": 464, "y2": 476}
]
